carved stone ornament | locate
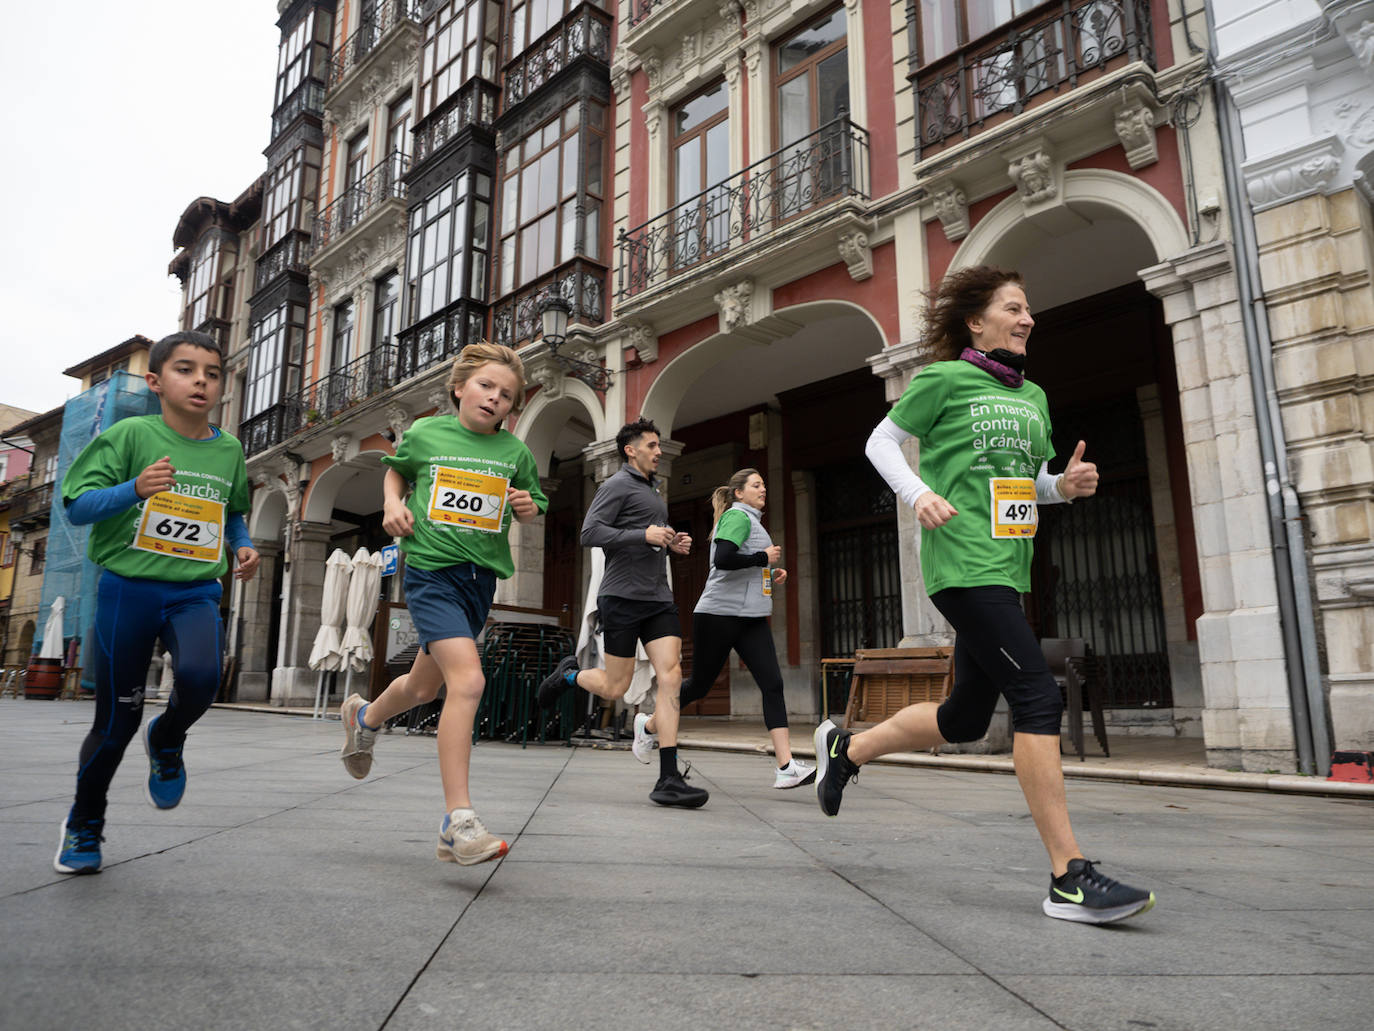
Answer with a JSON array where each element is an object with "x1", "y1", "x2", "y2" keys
[
  {"x1": 713, "y1": 279, "x2": 755, "y2": 333},
  {"x1": 385, "y1": 405, "x2": 411, "y2": 441},
  {"x1": 611, "y1": 63, "x2": 630, "y2": 98},
  {"x1": 643, "y1": 100, "x2": 664, "y2": 140},
  {"x1": 1007, "y1": 146, "x2": 1057, "y2": 205},
  {"x1": 428, "y1": 386, "x2": 452, "y2": 413},
  {"x1": 718, "y1": 0, "x2": 743, "y2": 19},
  {"x1": 331, "y1": 433, "x2": 352, "y2": 464},
  {"x1": 623, "y1": 319, "x2": 659, "y2": 363},
  {"x1": 1345, "y1": 19, "x2": 1374, "y2": 67},
  {"x1": 1243, "y1": 135, "x2": 1346, "y2": 211},
  {"x1": 837, "y1": 231, "x2": 873, "y2": 281},
  {"x1": 1354, "y1": 149, "x2": 1374, "y2": 205},
  {"x1": 1114, "y1": 100, "x2": 1158, "y2": 170},
  {"x1": 931, "y1": 183, "x2": 970, "y2": 241},
  {"x1": 642, "y1": 50, "x2": 662, "y2": 87},
  {"x1": 528, "y1": 358, "x2": 565, "y2": 400}
]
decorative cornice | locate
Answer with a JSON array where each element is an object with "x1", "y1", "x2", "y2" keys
[
  {"x1": 1243, "y1": 134, "x2": 1345, "y2": 211},
  {"x1": 713, "y1": 279, "x2": 754, "y2": 333},
  {"x1": 622, "y1": 319, "x2": 658, "y2": 363},
  {"x1": 1113, "y1": 99, "x2": 1159, "y2": 170},
  {"x1": 837, "y1": 230, "x2": 872, "y2": 281},
  {"x1": 1005, "y1": 139, "x2": 1058, "y2": 205}
]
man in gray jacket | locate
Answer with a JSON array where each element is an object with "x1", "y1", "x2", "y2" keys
[{"x1": 537, "y1": 418, "x2": 708, "y2": 808}]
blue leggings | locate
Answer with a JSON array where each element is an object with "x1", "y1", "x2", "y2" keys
[{"x1": 71, "y1": 571, "x2": 223, "y2": 821}]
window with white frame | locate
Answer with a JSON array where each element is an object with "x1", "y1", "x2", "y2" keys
[{"x1": 405, "y1": 170, "x2": 493, "y2": 323}]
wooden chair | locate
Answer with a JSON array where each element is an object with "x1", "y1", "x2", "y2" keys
[
  {"x1": 1040, "y1": 638, "x2": 1109, "y2": 760},
  {"x1": 842, "y1": 647, "x2": 955, "y2": 729},
  {"x1": 58, "y1": 667, "x2": 84, "y2": 700},
  {"x1": 0, "y1": 665, "x2": 25, "y2": 698}
]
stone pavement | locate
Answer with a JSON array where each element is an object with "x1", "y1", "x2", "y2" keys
[{"x1": 2, "y1": 697, "x2": 1372, "y2": 1031}]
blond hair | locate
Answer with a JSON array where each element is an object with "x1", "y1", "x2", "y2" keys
[
  {"x1": 447, "y1": 342, "x2": 527, "y2": 414},
  {"x1": 710, "y1": 468, "x2": 760, "y2": 530}
]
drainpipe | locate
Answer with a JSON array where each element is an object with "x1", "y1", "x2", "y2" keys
[{"x1": 1207, "y1": 17, "x2": 1331, "y2": 776}]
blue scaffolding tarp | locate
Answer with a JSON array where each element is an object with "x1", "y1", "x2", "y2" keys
[{"x1": 35, "y1": 372, "x2": 160, "y2": 687}]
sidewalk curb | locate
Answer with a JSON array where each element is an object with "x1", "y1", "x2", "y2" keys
[{"x1": 673, "y1": 734, "x2": 1374, "y2": 800}]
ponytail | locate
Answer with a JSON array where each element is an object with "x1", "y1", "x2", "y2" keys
[{"x1": 711, "y1": 467, "x2": 761, "y2": 531}]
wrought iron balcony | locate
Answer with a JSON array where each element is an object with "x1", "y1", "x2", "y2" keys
[
  {"x1": 492, "y1": 260, "x2": 605, "y2": 350},
  {"x1": 617, "y1": 115, "x2": 870, "y2": 299},
  {"x1": 411, "y1": 80, "x2": 500, "y2": 166},
  {"x1": 295, "y1": 344, "x2": 400, "y2": 425},
  {"x1": 254, "y1": 232, "x2": 311, "y2": 292},
  {"x1": 627, "y1": 0, "x2": 662, "y2": 28},
  {"x1": 395, "y1": 303, "x2": 488, "y2": 383},
  {"x1": 10, "y1": 480, "x2": 54, "y2": 528},
  {"x1": 915, "y1": 0, "x2": 1153, "y2": 158},
  {"x1": 312, "y1": 151, "x2": 409, "y2": 255},
  {"x1": 504, "y1": 5, "x2": 612, "y2": 107},
  {"x1": 271, "y1": 80, "x2": 326, "y2": 139},
  {"x1": 328, "y1": 1, "x2": 420, "y2": 90},
  {"x1": 242, "y1": 402, "x2": 303, "y2": 457}
]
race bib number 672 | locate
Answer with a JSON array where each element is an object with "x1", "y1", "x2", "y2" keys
[
  {"x1": 989, "y1": 478, "x2": 1037, "y2": 539},
  {"x1": 427, "y1": 466, "x2": 509, "y2": 533},
  {"x1": 131, "y1": 492, "x2": 225, "y2": 563}
]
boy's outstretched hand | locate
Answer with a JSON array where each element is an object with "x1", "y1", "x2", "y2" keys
[
  {"x1": 234, "y1": 546, "x2": 260, "y2": 581},
  {"x1": 136, "y1": 456, "x2": 177, "y2": 498}
]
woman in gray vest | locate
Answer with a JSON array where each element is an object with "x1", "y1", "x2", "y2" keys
[{"x1": 635, "y1": 468, "x2": 814, "y2": 788}]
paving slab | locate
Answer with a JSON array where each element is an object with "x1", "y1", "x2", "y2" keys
[{"x1": 2, "y1": 698, "x2": 1372, "y2": 1031}]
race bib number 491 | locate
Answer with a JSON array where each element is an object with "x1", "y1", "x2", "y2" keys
[
  {"x1": 427, "y1": 466, "x2": 509, "y2": 533},
  {"x1": 990, "y1": 478, "x2": 1037, "y2": 539},
  {"x1": 131, "y1": 492, "x2": 225, "y2": 563}
]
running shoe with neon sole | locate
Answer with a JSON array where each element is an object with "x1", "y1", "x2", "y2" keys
[
  {"x1": 536, "y1": 655, "x2": 580, "y2": 710},
  {"x1": 437, "y1": 808, "x2": 509, "y2": 866},
  {"x1": 813, "y1": 719, "x2": 859, "y2": 816},
  {"x1": 339, "y1": 693, "x2": 378, "y2": 779},
  {"x1": 143, "y1": 715, "x2": 186, "y2": 809},
  {"x1": 773, "y1": 758, "x2": 816, "y2": 789},
  {"x1": 1042, "y1": 858, "x2": 1156, "y2": 924},
  {"x1": 54, "y1": 815, "x2": 104, "y2": 875},
  {"x1": 632, "y1": 711, "x2": 657, "y2": 764}
]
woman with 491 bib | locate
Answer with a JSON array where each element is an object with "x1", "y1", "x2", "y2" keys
[{"x1": 812, "y1": 265, "x2": 1156, "y2": 926}]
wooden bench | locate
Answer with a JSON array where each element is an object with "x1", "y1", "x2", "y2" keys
[{"x1": 842, "y1": 647, "x2": 955, "y2": 729}]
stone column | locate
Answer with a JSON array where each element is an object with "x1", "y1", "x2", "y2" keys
[
  {"x1": 236, "y1": 541, "x2": 281, "y2": 702},
  {"x1": 1137, "y1": 384, "x2": 1204, "y2": 735},
  {"x1": 496, "y1": 477, "x2": 556, "y2": 609},
  {"x1": 866, "y1": 340, "x2": 952, "y2": 646},
  {"x1": 1141, "y1": 242, "x2": 1296, "y2": 771},
  {"x1": 790, "y1": 469, "x2": 820, "y2": 719},
  {"x1": 270, "y1": 520, "x2": 334, "y2": 706}
]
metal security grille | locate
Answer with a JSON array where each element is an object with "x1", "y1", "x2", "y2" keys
[
  {"x1": 816, "y1": 463, "x2": 902, "y2": 658},
  {"x1": 1032, "y1": 395, "x2": 1171, "y2": 707}
]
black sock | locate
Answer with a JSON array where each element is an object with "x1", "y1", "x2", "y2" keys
[{"x1": 659, "y1": 746, "x2": 677, "y2": 779}]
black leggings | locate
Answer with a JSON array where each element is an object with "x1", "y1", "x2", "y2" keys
[
  {"x1": 931, "y1": 585, "x2": 1063, "y2": 741},
  {"x1": 679, "y1": 613, "x2": 789, "y2": 730}
]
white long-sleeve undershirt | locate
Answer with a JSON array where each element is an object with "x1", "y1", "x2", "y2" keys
[{"x1": 864, "y1": 416, "x2": 1070, "y2": 508}]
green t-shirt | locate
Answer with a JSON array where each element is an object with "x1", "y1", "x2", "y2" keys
[
  {"x1": 62, "y1": 415, "x2": 251, "y2": 582},
  {"x1": 714, "y1": 508, "x2": 751, "y2": 547},
  {"x1": 888, "y1": 360, "x2": 1054, "y2": 594},
  {"x1": 381, "y1": 415, "x2": 548, "y2": 577}
]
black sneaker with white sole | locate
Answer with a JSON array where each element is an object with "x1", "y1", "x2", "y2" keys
[
  {"x1": 649, "y1": 768, "x2": 709, "y2": 808},
  {"x1": 813, "y1": 719, "x2": 859, "y2": 817},
  {"x1": 1042, "y1": 859, "x2": 1156, "y2": 924},
  {"x1": 536, "y1": 655, "x2": 580, "y2": 710}
]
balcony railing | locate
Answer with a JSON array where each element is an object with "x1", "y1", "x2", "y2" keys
[
  {"x1": 504, "y1": 5, "x2": 613, "y2": 107},
  {"x1": 411, "y1": 80, "x2": 501, "y2": 166},
  {"x1": 10, "y1": 480, "x2": 55, "y2": 527},
  {"x1": 617, "y1": 115, "x2": 870, "y2": 299},
  {"x1": 915, "y1": 0, "x2": 1153, "y2": 157},
  {"x1": 312, "y1": 151, "x2": 409, "y2": 255},
  {"x1": 492, "y1": 260, "x2": 605, "y2": 349},
  {"x1": 242, "y1": 402, "x2": 303, "y2": 457},
  {"x1": 395, "y1": 303, "x2": 488, "y2": 383},
  {"x1": 271, "y1": 80, "x2": 326, "y2": 139},
  {"x1": 627, "y1": 0, "x2": 661, "y2": 28},
  {"x1": 254, "y1": 231, "x2": 311, "y2": 292},
  {"x1": 328, "y1": 1, "x2": 420, "y2": 90}
]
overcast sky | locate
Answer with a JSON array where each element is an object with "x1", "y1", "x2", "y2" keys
[{"x1": 0, "y1": 4, "x2": 281, "y2": 416}]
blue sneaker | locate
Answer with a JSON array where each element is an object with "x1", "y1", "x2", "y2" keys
[
  {"x1": 143, "y1": 716, "x2": 187, "y2": 809},
  {"x1": 54, "y1": 815, "x2": 104, "y2": 874}
]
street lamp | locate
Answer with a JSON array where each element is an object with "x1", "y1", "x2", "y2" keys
[{"x1": 537, "y1": 294, "x2": 611, "y2": 391}]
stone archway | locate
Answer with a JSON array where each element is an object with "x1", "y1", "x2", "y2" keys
[{"x1": 302, "y1": 450, "x2": 390, "y2": 525}]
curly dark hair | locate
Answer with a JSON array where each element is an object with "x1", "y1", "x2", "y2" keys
[
  {"x1": 920, "y1": 266, "x2": 1025, "y2": 362},
  {"x1": 616, "y1": 417, "x2": 660, "y2": 460}
]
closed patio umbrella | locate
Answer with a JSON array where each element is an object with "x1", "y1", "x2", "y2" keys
[
  {"x1": 38, "y1": 597, "x2": 65, "y2": 660},
  {"x1": 309, "y1": 550, "x2": 352, "y2": 719},
  {"x1": 341, "y1": 547, "x2": 384, "y2": 697}
]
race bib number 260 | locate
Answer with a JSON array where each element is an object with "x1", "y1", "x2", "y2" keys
[
  {"x1": 427, "y1": 466, "x2": 509, "y2": 533},
  {"x1": 131, "y1": 492, "x2": 225, "y2": 563},
  {"x1": 989, "y1": 478, "x2": 1037, "y2": 539}
]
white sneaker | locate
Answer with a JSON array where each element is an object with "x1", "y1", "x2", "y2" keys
[
  {"x1": 340, "y1": 694, "x2": 378, "y2": 780},
  {"x1": 773, "y1": 758, "x2": 817, "y2": 789},
  {"x1": 632, "y1": 712, "x2": 657, "y2": 764},
  {"x1": 436, "y1": 808, "x2": 508, "y2": 866}
]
